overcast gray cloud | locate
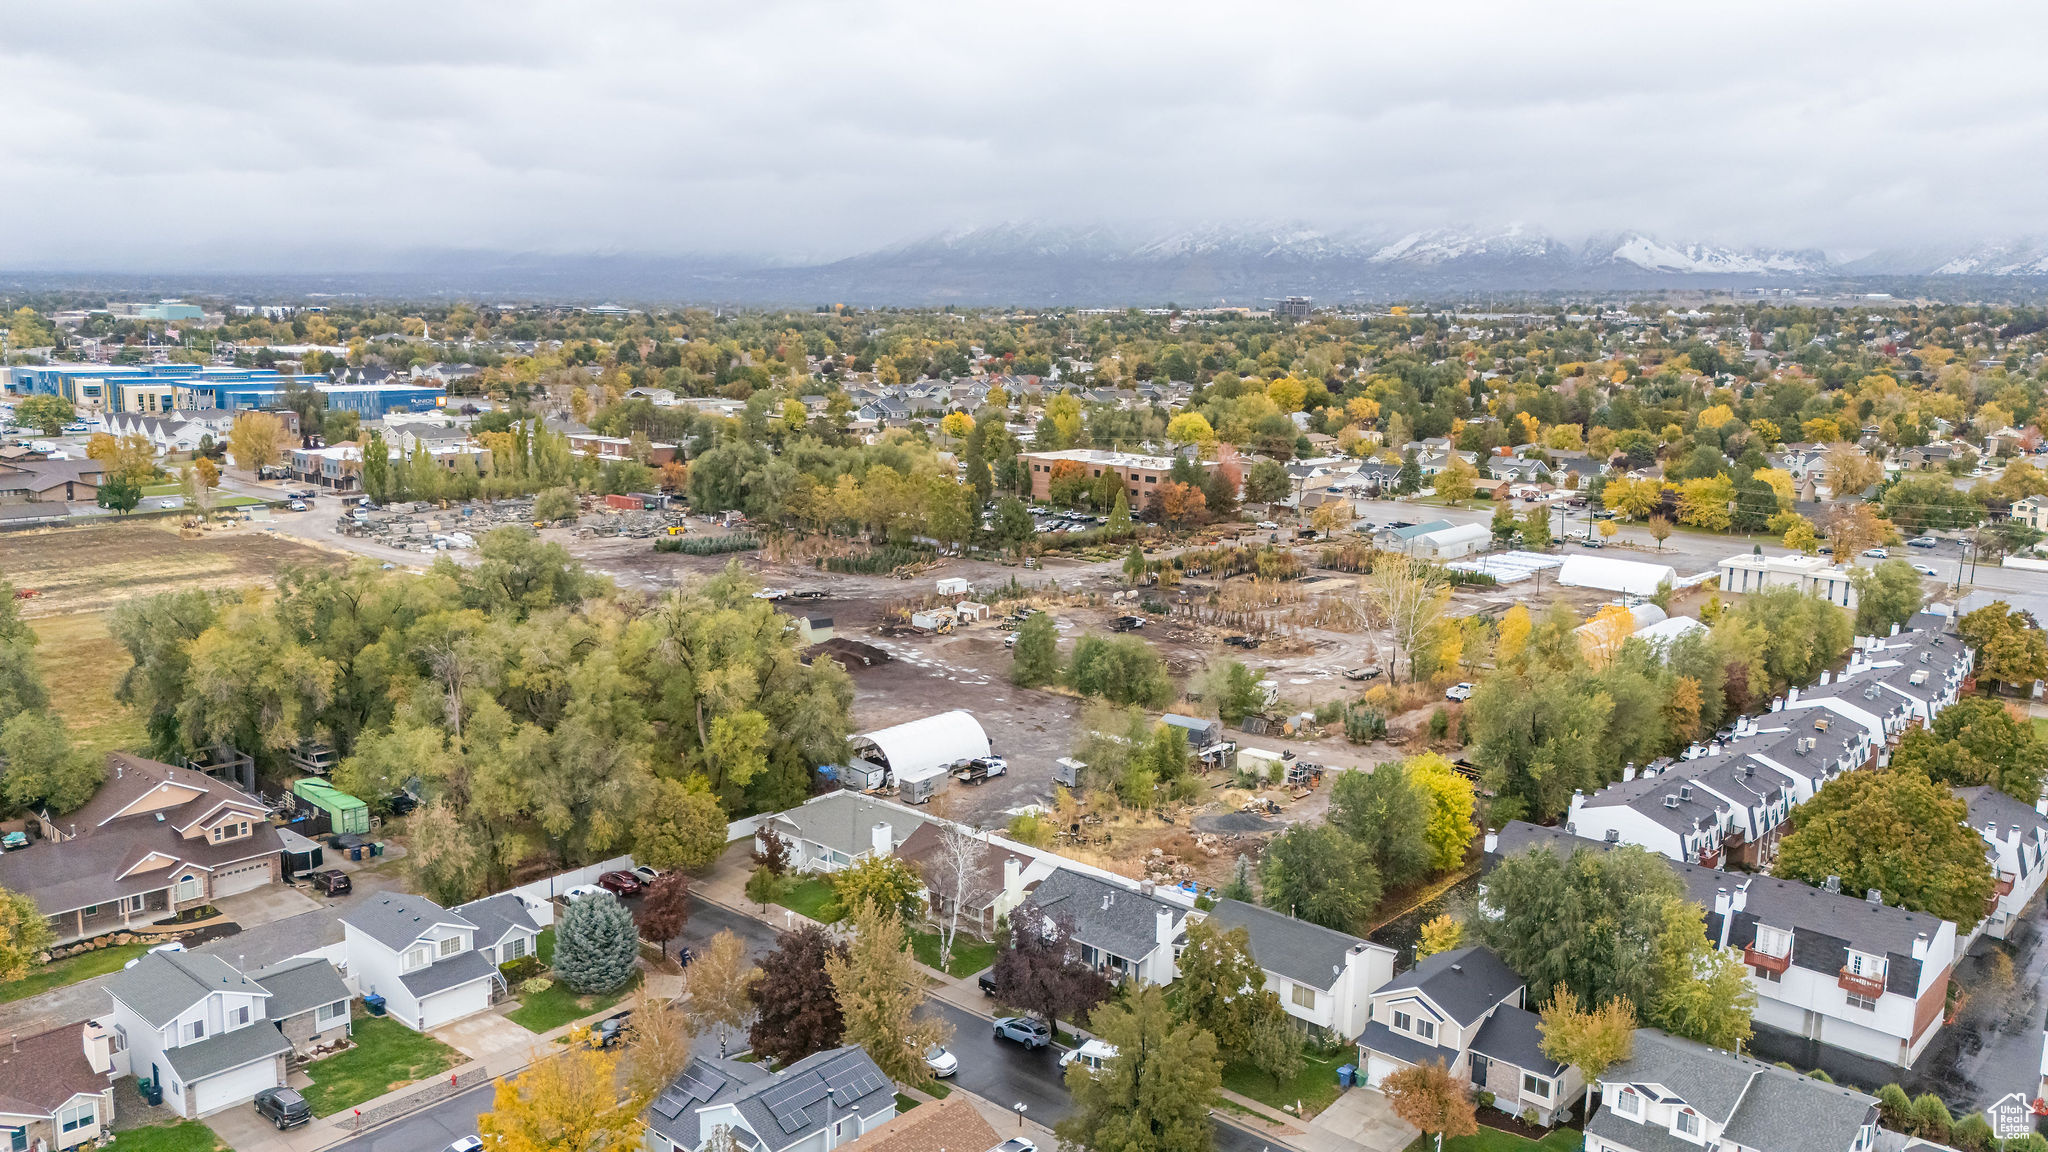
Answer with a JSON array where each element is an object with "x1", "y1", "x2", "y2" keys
[{"x1": 3, "y1": 0, "x2": 2045, "y2": 269}]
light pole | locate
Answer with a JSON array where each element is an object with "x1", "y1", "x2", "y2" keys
[{"x1": 1014, "y1": 1103, "x2": 1027, "y2": 1130}]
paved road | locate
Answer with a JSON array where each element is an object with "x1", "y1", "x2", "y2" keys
[{"x1": 326, "y1": 1082, "x2": 495, "y2": 1152}]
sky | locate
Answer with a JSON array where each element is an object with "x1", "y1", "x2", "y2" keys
[{"x1": 4, "y1": 0, "x2": 2046, "y2": 270}]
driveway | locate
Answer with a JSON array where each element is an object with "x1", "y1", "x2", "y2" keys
[
  {"x1": 1297, "y1": 1087, "x2": 1418, "y2": 1152},
  {"x1": 431, "y1": 1010, "x2": 545, "y2": 1063},
  {"x1": 213, "y1": 886, "x2": 323, "y2": 930}
]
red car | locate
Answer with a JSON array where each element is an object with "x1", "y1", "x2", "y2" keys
[{"x1": 597, "y1": 870, "x2": 643, "y2": 897}]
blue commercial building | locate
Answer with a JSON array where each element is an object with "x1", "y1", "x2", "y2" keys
[{"x1": 3, "y1": 364, "x2": 444, "y2": 418}]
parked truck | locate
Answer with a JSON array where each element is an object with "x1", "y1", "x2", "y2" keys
[{"x1": 952, "y1": 756, "x2": 1008, "y2": 785}]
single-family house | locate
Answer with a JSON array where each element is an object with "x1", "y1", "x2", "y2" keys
[
  {"x1": 2013, "y1": 494, "x2": 2048, "y2": 533},
  {"x1": 830, "y1": 1096, "x2": 999, "y2": 1152},
  {"x1": 893, "y1": 823, "x2": 1051, "y2": 941},
  {"x1": 454, "y1": 893, "x2": 547, "y2": 966},
  {"x1": 758, "y1": 792, "x2": 934, "y2": 875},
  {"x1": 0, "y1": 754, "x2": 284, "y2": 946},
  {"x1": 249, "y1": 957, "x2": 353, "y2": 1058},
  {"x1": 1019, "y1": 868, "x2": 1187, "y2": 987},
  {"x1": 1585, "y1": 1029, "x2": 1878, "y2": 1152},
  {"x1": 0, "y1": 1026, "x2": 117, "y2": 1151},
  {"x1": 103, "y1": 952, "x2": 292, "y2": 1118},
  {"x1": 340, "y1": 892, "x2": 498, "y2": 1031},
  {"x1": 642, "y1": 1046, "x2": 895, "y2": 1152},
  {"x1": 1203, "y1": 899, "x2": 1394, "y2": 1039}
]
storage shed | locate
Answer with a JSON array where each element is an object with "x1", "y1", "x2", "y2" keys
[
  {"x1": 850, "y1": 710, "x2": 991, "y2": 788},
  {"x1": 291, "y1": 778, "x2": 370, "y2": 835},
  {"x1": 935, "y1": 577, "x2": 972, "y2": 596},
  {"x1": 1556, "y1": 555, "x2": 1678, "y2": 597}
]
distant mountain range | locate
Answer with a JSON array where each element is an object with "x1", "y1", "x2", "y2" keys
[{"x1": 9, "y1": 226, "x2": 2048, "y2": 305}]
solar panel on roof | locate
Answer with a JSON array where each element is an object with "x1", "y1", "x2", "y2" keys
[
  {"x1": 651, "y1": 1091, "x2": 688, "y2": 1120},
  {"x1": 673, "y1": 1065, "x2": 723, "y2": 1104}
]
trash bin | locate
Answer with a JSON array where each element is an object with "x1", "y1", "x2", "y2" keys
[
  {"x1": 370, "y1": 842, "x2": 384, "y2": 857},
  {"x1": 1336, "y1": 1064, "x2": 1356, "y2": 1088},
  {"x1": 349, "y1": 846, "x2": 364, "y2": 861},
  {"x1": 364, "y1": 994, "x2": 386, "y2": 1017},
  {"x1": 141, "y1": 1079, "x2": 163, "y2": 1106}
]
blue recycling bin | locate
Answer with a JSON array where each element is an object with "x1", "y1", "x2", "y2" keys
[
  {"x1": 349, "y1": 845, "x2": 364, "y2": 861},
  {"x1": 1336, "y1": 1064, "x2": 1356, "y2": 1088},
  {"x1": 364, "y1": 994, "x2": 386, "y2": 1016}
]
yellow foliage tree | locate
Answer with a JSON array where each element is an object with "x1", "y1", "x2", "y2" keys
[
  {"x1": 1495, "y1": 604, "x2": 1532, "y2": 666},
  {"x1": 1408, "y1": 753, "x2": 1478, "y2": 872},
  {"x1": 227, "y1": 412, "x2": 287, "y2": 474},
  {"x1": 1166, "y1": 412, "x2": 1216, "y2": 447},
  {"x1": 1675, "y1": 475, "x2": 1735, "y2": 531},
  {"x1": 1579, "y1": 604, "x2": 1636, "y2": 669},
  {"x1": 1417, "y1": 914, "x2": 1463, "y2": 960},
  {"x1": 1266, "y1": 377, "x2": 1307, "y2": 414},
  {"x1": 1346, "y1": 395, "x2": 1381, "y2": 424},
  {"x1": 1751, "y1": 468, "x2": 1796, "y2": 507},
  {"x1": 1695, "y1": 404, "x2": 1736, "y2": 431},
  {"x1": 939, "y1": 411, "x2": 974, "y2": 439},
  {"x1": 1604, "y1": 476, "x2": 1665, "y2": 520},
  {"x1": 479, "y1": 1039, "x2": 647, "y2": 1152}
]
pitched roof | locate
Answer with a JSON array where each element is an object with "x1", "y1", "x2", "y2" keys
[
  {"x1": 398, "y1": 949, "x2": 498, "y2": 999},
  {"x1": 893, "y1": 823, "x2": 1033, "y2": 913},
  {"x1": 726, "y1": 1047, "x2": 896, "y2": 1150},
  {"x1": 1597, "y1": 1029, "x2": 1876, "y2": 1152},
  {"x1": 251, "y1": 957, "x2": 351, "y2": 1021},
  {"x1": 0, "y1": 1026, "x2": 109, "y2": 1118},
  {"x1": 341, "y1": 891, "x2": 477, "y2": 952},
  {"x1": 1466, "y1": 1005, "x2": 1563, "y2": 1076},
  {"x1": 454, "y1": 893, "x2": 544, "y2": 948},
  {"x1": 158, "y1": 1021, "x2": 291, "y2": 1083},
  {"x1": 106, "y1": 952, "x2": 269, "y2": 1029},
  {"x1": 835, "y1": 1096, "x2": 1001, "y2": 1152},
  {"x1": 1024, "y1": 869, "x2": 1178, "y2": 963},
  {"x1": 644, "y1": 1056, "x2": 774, "y2": 1149},
  {"x1": 1374, "y1": 946, "x2": 1522, "y2": 1026},
  {"x1": 1954, "y1": 785, "x2": 2048, "y2": 849},
  {"x1": 771, "y1": 793, "x2": 933, "y2": 859},
  {"x1": 1203, "y1": 899, "x2": 1385, "y2": 992}
]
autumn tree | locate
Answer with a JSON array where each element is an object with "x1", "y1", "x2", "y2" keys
[
  {"x1": 1382, "y1": 1060, "x2": 1478, "y2": 1150},
  {"x1": 1852, "y1": 560, "x2": 1927, "y2": 636},
  {"x1": 1646, "y1": 514, "x2": 1673, "y2": 550},
  {"x1": 639, "y1": 872, "x2": 692, "y2": 949},
  {"x1": 479, "y1": 1042, "x2": 645, "y2": 1152},
  {"x1": 686, "y1": 929, "x2": 760, "y2": 1055},
  {"x1": 1537, "y1": 987, "x2": 1635, "y2": 1086},
  {"x1": 1959, "y1": 602, "x2": 2048, "y2": 693},
  {"x1": 1168, "y1": 920, "x2": 1267, "y2": 1050},
  {"x1": 1057, "y1": 987, "x2": 1221, "y2": 1152},
  {"x1": 1416, "y1": 914, "x2": 1462, "y2": 959},
  {"x1": 1774, "y1": 769, "x2": 1995, "y2": 930},
  {"x1": 1891, "y1": 697, "x2": 2048, "y2": 802},
  {"x1": 0, "y1": 885, "x2": 54, "y2": 983},
  {"x1": 1152, "y1": 480, "x2": 1206, "y2": 529},
  {"x1": 1407, "y1": 753, "x2": 1479, "y2": 873},
  {"x1": 1367, "y1": 554, "x2": 1447, "y2": 683},
  {"x1": 921, "y1": 824, "x2": 991, "y2": 971},
  {"x1": 633, "y1": 777, "x2": 727, "y2": 872},
  {"x1": 989, "y1": 907, "x2": 1112, "y2": 1035},
  {"x1": 625, "y1": 996, "x2": 695, "y2": 1104},
  {"x1": 1824, "y1": 444, "x2": 1882, "y2": 496},
  {"x1": 406, "y1": 798, "x2": 484, "y2": 905},
  {"x1": 823, "y1": 853, "x2": 926, "y2": 925},
  {"x1": 227, "y1": 411, "x2": 287, "y2": 474},
  {"x1": 748, "y1": 924, "x2": 846, "y2": 1065},
  {"x1": 1432, "y1": 458, "x2": 1476, "y2": 505},
  {"x1": 824, "y1": 900, "x2": 952, "y2": 1085}
]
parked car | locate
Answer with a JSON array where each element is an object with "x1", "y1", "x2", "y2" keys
[
  {"x1": 307, "y1": 870, "x2": 352, "y2": 897},
  {"x1": 593, "y1": 1011, "x2": 634, "y2": 1048},
  {"x1": 1578, "y1": 537, "x2": 1605, "y2": 548},
  {"x1": 997, "y1": 1140, "x2": 1037, "y2": 1152},
  {"x1": 1445, "y1": 683, "x2": 1475, "y2": 702},
  {"x1": 562, "y1": 884, "x2": 611, "y2": 902},
  {"x1": 385, "y1": 791, "x2": 420, "y2": 816},
  {"x1": 631, "y1": 865, "x2": 662, "y2": 886},
  {"x1": 444, "y1": 1138, "x2": 484, "y2": 1152},
  {"x1": 1109, "y1": 615, "x2": 1146, "y2": 632},
  {"x1": 1059, "y1": 1039, "x2": 1119, "y2": 1075},
  {"x1": 978, "y1": 971, "x2": 1000, "y2": 996},
  {"x1": 597, "y1": 871, "x2": 643, "y2": 897},
  {"x1": 1223, "y1": 635, "x2": 1259, "y2": 649},
  {"x1": 287, "y1": 500, "x2": 308, "y2": 512},
  {"x1": 1912, "y1": 563, "x2": 1940, "y2": 577},
  {"x1": 1342, "y1": 666, "x2": 1383, "y2": 682},
  {"x1": 993, "y1": 1016, "x2": 1050, "y2": 1049},
  {"x1": 0, "y1": 830, "x2": 27, "y2": 851},
  {"x1": 1255, "y1": 521, "x2": 1278, "y2": 530},
  {"x1": 1004, "y1": 632, "x2": 1018, "y2": 648},
  {"x1": 1908, "y1": 536, "x2": 1938, "y2": 549},
  {"x1": 254, "y1": 1087, "x2": 313, "y2": 1131},
  {"x1": 923, "y1": 1044, "x2": 958, "y2": 1078},
  {"x1": 1863, "y1": 547, "x2": 1889, "y2": 558}
]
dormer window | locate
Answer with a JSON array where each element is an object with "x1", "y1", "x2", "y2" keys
[
  {"x1": 209, "y1": 821, "x2": 251, "y2": 844},
  {"x1": 1616, "y1": 1088, "x2": 1641, "y2": 1117},
  {"x1": 438, "y1": 935, "x2": 462, "y2": 958},
  {"x1": 404, "y1": 945, "x2": 432, "y2": 970},
  {"x1": 1675, "y1": 1109, "x2": 1700, "y2": 1138}
]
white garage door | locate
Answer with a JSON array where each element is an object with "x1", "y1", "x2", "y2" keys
[
  {"x1": 419, "y1": 980, "x2": 492, "y2": 1030},
  {"x1": 212, "y1": 859, "x2": 272, "y2": 898},
  {"x1": 1364, "y1": 1055, "x2": 1399, "y2": 1089},
  {"x1": 192, "y1": 1057, "x2": 280, "y2": 1116}
]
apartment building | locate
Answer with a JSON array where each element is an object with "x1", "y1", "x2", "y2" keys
[{"x1": 1018, "y1": 448, "x2": 1210, "y2": 504}]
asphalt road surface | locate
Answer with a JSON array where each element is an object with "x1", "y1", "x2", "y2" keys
[{"x1": 325, "y1": 1082, "x2": 495, "y2": 1152}]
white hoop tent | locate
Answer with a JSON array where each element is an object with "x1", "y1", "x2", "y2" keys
[{"x1": 850, "y1": 710, "x2": 991, "y2": 803}]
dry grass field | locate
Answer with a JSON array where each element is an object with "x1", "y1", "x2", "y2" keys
[{"x1": 4, "y1": 522, "x2": 343, "y2": 759}]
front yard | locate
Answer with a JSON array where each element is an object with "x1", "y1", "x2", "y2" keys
[
  {"x1": 772, "y1": 877, "x2": 838, "y2": 923},
  {"x1": 0, "y1": 942, "x2": 151, "y2": 1004},
  {"x1": 910, "y1": 930, "x2": 997, "y2": 978},
  {"x1": 107, "y1": 1121, "x2": 225, "y2": 1152},
  {"x1": 1221, "y1": 1048, "x2": 1348, "y2": 1117},
  {"x1": 506, "y1": 976, "x2": 634, "y2": 1033},
  {"x1": 299, "y1": 1014, "x2": 462, "y2": 1117}
]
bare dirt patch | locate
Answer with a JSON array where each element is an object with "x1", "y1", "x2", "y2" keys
[{"x1": 3, "y1": 522, "x2": 342, "y2": 618}]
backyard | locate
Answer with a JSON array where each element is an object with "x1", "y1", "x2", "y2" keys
[
  {"x1": 1221, "y1": 1048, "x2": 1348, "y2": 1116},
  {"x1": 299, "y1": 1014, "x2": 463, "y2": 1117},
  {"x1": 0, "y1": 941, "x2": 150, "y2": 1005}
]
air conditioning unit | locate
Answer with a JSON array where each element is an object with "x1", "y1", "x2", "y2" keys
[
  {"x1": 1909, "y1": 670, "x2": 1929, "y2": 686},
  {"x1": 1664, "y1": 795, "x2": 1682, "y2": 809}
]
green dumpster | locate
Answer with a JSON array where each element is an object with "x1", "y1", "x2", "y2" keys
[{"x1": 292, "y1": 778, "x2": 371, "y2": 835}]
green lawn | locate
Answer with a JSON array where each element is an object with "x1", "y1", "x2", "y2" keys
[
  {"x1": 1221, "y1": 1049, "x2": 1347, "y2": 1116},
  {"x1": 2034, "y1": 717, "x2": 2047, "y2": 743},
  {"x1": 773, "y1": 877, "x2": 839, "y2": 923},
  {"x1": 107, "y1": 1121, "x2": 225, "y2": 1152},
  {"x1": 893, "y1": 1093, "x2": 920, "y2": 1113},
  {"x1": 911, "y1": 930, "x2": 998, "y2": 977},
  {"x1": 0, "y1": 942, "x2": 150, "y2": 1004},
  {"x1": 507, "y1": 976, "x2": 633, "y2": 1033},
  {"x1": 1404, "y1": 1126, "x2": 1584, "y2": 1152},
  {"x1": 300, "y1": 1014, "x2": 463, "y2": 1117},
  {"x1": 140, "y1": 483, "x2": 184, "y2": 497},
  {"x1": 536, "y1": 927, "x2": 556, "y2": 964}
]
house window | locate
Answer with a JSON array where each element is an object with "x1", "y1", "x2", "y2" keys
[
  {"x1": 1291, "y1": 985, "x2": 1317, "y2": 1010},
  {"x1": 233, "y1": 1006, "x2": 249, "y2": 1027},
  {"x1": 404, "y1": 945, "x2": 432, "y2": 970},
  {"x1": 1616, "y1": 1088, "x2": 1640, "y2": 1117},
  {"x1": 175, "y1": 875, "x2": 201, "y2": 902},
  {"x1": 317, "y1": 1001, "x2": 348, "y2": 1026},
  {"x1": 504, "y1": 937, "x2": 527, "y2": 961},
  {"x1": 185, "y1": 1020, "x2": 205, "y2": 1042},
  {"x1": 1847, "y1": 991, "x2": 1878, "y2": 1011},
  {"x1": 1753, "y1": 965, "x2": 1782, "y2": 983},
  {"x1": 3, "y1": 1126, "x2": 24, "y2": 1152},
  {"x1": 1675, "y1": 1110, "x2": 1699, "y2": 1137},
  {"x1": 438, "y1": 936, "x2": 463, "y2": 958},
  {"x1": 1415, "y1": 1019, "x2": 1435, "y2": 1041},
  {"x1": 59, "y1": 1102, "x2": 96, "y2": 1134},
  {"x1": 1392, "y1": 1010, "x2": 1412, "y2": 1032},
  {"x1": 1522, "y1": 1074, "x2": 1551, "y2": 1099},
  {"x1": 125, "y1": 894, "x2": 146, "y2": 914},
  {"x1": 1755, "y1": 926, "x2": 1790, "y2": 956},
  {"x1": 82, "y1": 905, "x2": 100, "y2": 917}
]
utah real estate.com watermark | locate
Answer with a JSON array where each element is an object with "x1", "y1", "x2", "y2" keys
[{"x1": 1986, "y1": 1092, "x2": 2037, "y2": 1142}]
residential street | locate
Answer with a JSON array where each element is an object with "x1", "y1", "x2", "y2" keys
[{"x1": 324, "y1": 1082, "x2": 495, "y2": 1152}]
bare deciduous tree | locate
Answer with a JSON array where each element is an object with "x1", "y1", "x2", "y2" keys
[
  {"x1": 1365, "y1": 554, "x2": 1446, "y2": 683},
  {"x1": 924, "y1": 824, "x2": 992, "y2": 970}
]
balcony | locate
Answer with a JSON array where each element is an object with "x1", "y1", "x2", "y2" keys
[
  {"x1": 1744, "y1": 946, "x2": 1791, "y2": 974},
  {"x1": 1839, "y1": 968, "x2": 1886, "y2": 999},
  {"x1": 1697, "y1": 846, "x2": 1723, "y2": 869}
]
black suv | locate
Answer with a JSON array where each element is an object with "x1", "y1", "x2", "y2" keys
[
  {"x1": 307, "y1": 869, "x2": 352, "y2": 897},
  {"x1": 254, "y1": 1087, "x2": 312, "y2": 1130}
]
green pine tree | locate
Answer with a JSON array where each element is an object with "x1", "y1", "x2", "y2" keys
[
  {"x1": 552, "y1": 892, "x2": 639, "y2": 994},
  {"x1": 1011, "y1": 612, "x2": 1060, "y2": 687}
]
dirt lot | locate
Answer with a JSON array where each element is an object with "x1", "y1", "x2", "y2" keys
[{"x1": 1, "y1": 522, "x2": 343, "y2": 619}]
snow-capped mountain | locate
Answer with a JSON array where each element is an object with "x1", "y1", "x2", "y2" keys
[
  {"x1": 1598, "y1": 233, "x2": 1829, "y2": 276},
  {"x1": 1367, "y1": 226, "x2": 1572, "y2": 266}
]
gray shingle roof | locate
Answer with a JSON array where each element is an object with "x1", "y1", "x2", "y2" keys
[
  {"x1": 1598, "y1": 1029, "x2": 1876, "y2": 1152},
  {"x1": 773, "y1": 794, "x2": 932, "y2": 861},
  {"x1": 398, "y1": 949, "x2": 497, "y2": 999},
  {"x1": 1585, "y1": 1107, "x2": 1698, "y2": 1152},
  {"x1": 1356, "y1": 1020, "x2": 1447, "y2": 1067},
  {"x1": 106, "y1": 952, "x2": 268, "y2": 1029},
  {"x1": 726, "y1": 1047, "x2": 895, "y2": 1152},
  {"x1": 1954, "y1": 786, "x2": 2048, "y2": 847},
  {"x1": 1024, "y1": 869, "x2": 1177, "y2": 964},
  {"x1": 1466, "y1": 1005, "x2": 1562, "y2": 1076},
  {"x1": 455, "y1": 894, "x2": 543, "y2": 949},
  {"x1": 644, "y1": 1056, "x2": 773, "y2": 1150},
  {"x1": 158, "y1": 1022, "x2": 290, "y2": 1083},
  {"x1": 1374, "y1": 947, "x2": 1522, "y2": 1026},
  {"x1": 251, "y1": 957, "x2": 350, "y2": 1022},
  {"x1": 341, "y1": 891, "x2": 477, "y2": 951},
  {"x1": 1204, "y1": 899, "x2": 1381, "y2": 992}
]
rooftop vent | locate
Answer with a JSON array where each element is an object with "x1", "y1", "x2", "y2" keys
[
  {"x1": 1866, "y1": 889, "x2": 1883, "y2": 906},
  {"x1": 1604, "y1": 829, "x2": 1620, "y2": 843},
  {"x1": 1824, "y1": 875, "x2": 1842, "y2": 893},
  {"x1": 1664, "y1": 795, "x2": 1682, "y2": 809}
]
